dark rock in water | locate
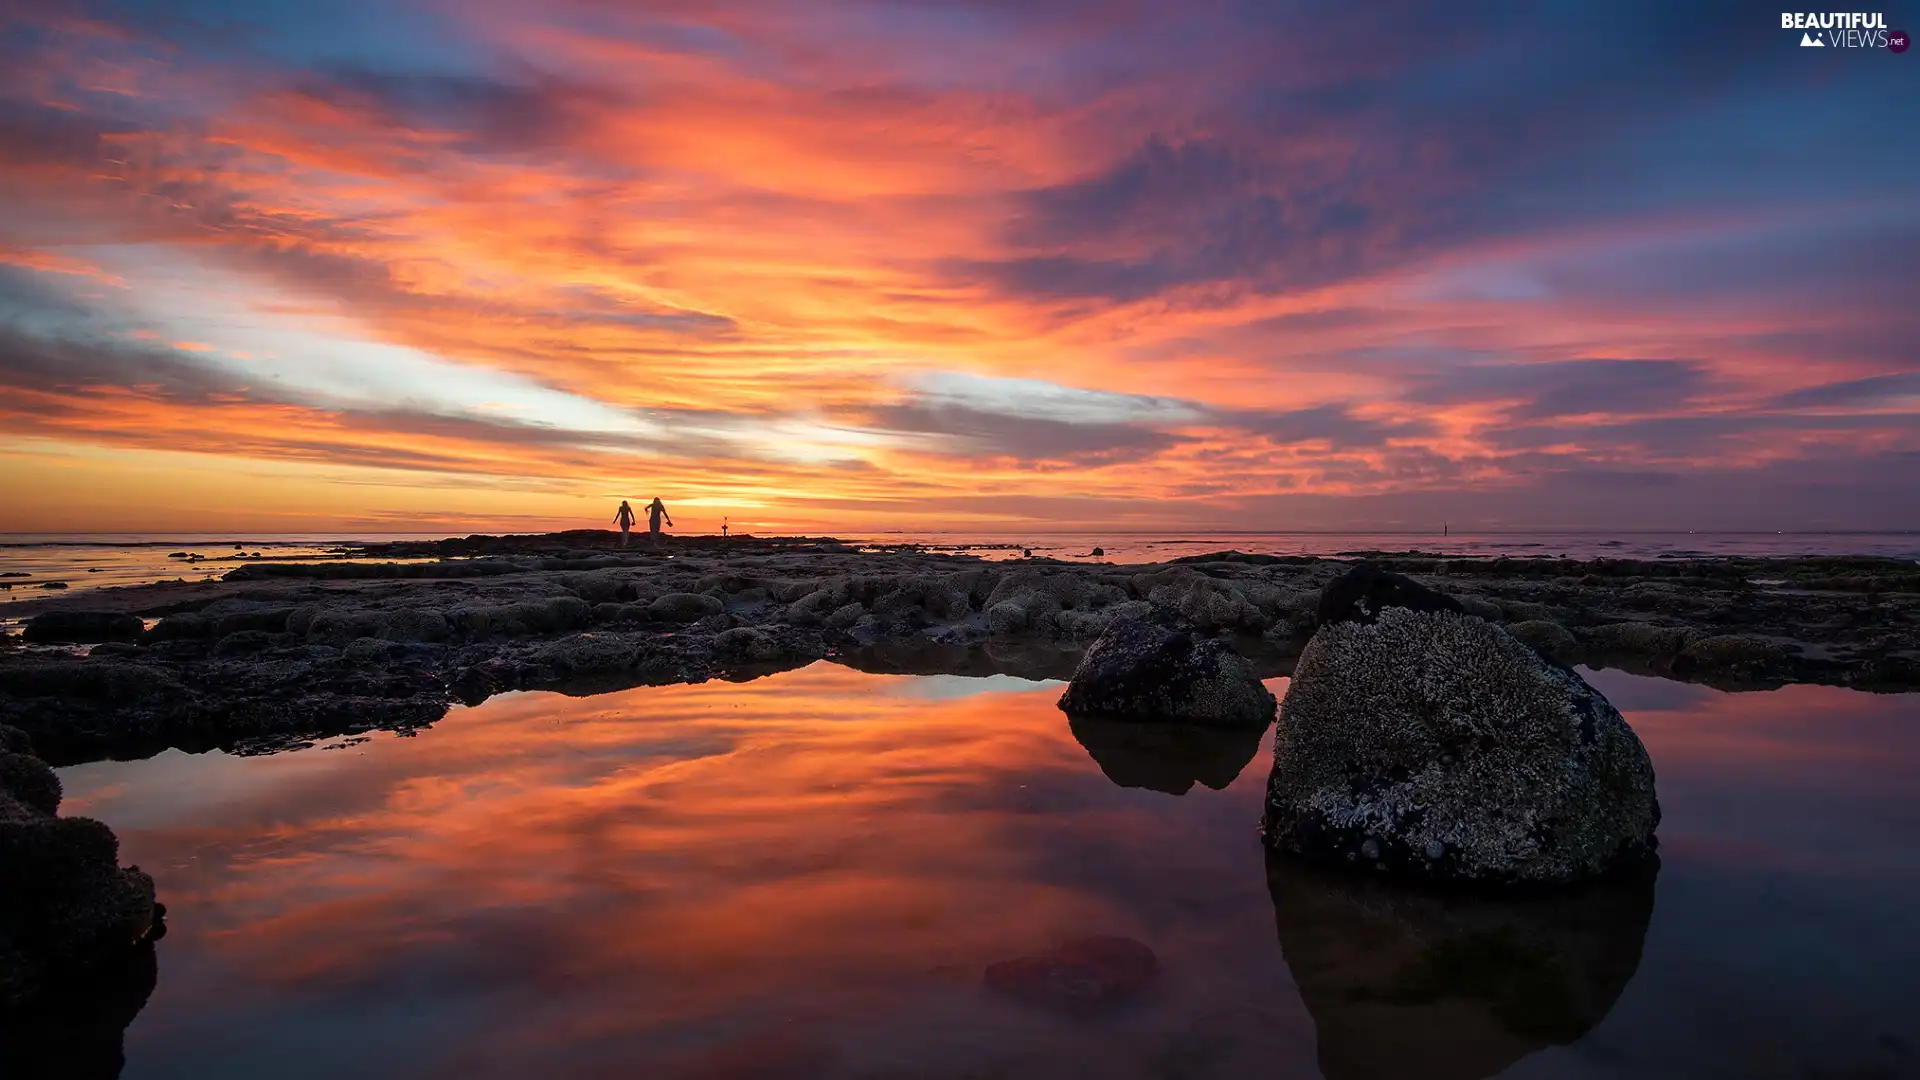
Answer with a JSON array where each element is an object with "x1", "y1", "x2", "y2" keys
[
  {"x1": 0, "y1": 939, "x2": 158, "y2": 1080},
  {"x1": 1264, "y1": 608, "x2": 1658, "y2": 885},
  {"x1": 983, "y1": 936, "x2": 1158, "y2": 1013},
  {"x1": 1317, "y1": 563, "x2": 1464, "y2": 627},
  {"x1": 1268, "y1": 851, "x2": 1655, "y2": 1080},
  {"x1": 36, "y1": 582, "x2": 68, "y2": 591},
  {"x1": 1057, "y1": 618, "x2": 1276, "y2": 727},
  {"x1": 0, "y1": 724, "x2": 161, "y2": 1012},
  {"x1": 1067, "y1": 714, "x2": 1265, "y2": 795}
]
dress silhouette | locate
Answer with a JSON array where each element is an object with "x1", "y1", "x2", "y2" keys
[{"x1": 646, "y1": 497, "x2": 673, "y2": 546}]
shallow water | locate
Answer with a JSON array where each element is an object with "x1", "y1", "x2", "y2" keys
[{"x1": 39, "y1": 666, "x2": 1920, "y2": 1079}]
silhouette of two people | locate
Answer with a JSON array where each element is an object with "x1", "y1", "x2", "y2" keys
[{"x1": 614, "y1": 498, "x2": 673, "y2": 548}]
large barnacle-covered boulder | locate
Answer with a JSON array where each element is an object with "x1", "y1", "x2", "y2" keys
[{"x1": 1262, "y1": 608, "x2": 1658, "y2": 885}]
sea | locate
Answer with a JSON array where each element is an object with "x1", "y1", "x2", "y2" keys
[{"x1": 3, "y1": 530, "x2": 1918, "y2": 601}]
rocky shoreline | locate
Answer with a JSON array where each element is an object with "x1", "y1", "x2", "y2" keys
[{"x1": 0, "y1": 532, "x2": 1914, "y2": 766}]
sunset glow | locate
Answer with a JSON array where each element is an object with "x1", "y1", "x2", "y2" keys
[{"x1": 1, "y1": 2, "x2": 1913, "y2": 532}]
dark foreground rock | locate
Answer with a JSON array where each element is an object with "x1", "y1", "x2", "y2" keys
[
  {"x1": 1056, "y1": 617, "x2": 1276, "y2": 727},
  {"x1": 1317, "y1": 564, "x2": 1465, "y2": 626},
  {"x1": 0, "y1": 939, "x2": 157, "y2": 1080},
  {"x1": 1263, "y1": 607, "x2": 1659, "y2": 885},
  {"x1": 21, "y1": 612, "x2": 143, "y2": 645},
  {"x1": 983, "y1": 936, "x2": 1159, "y2": 1014},
  {"x1": 1267, "y1": 851, "x2": 1656, "y2": 1080},
  {"x1": 0, "y1": 725, "x2": 162, "y2": 1012}
]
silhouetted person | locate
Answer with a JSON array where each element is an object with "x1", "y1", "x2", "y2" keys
[
  {"x1": 721, "y1": 517, "x2": 729, "y2": 538},
  {"x1": 614, "y1": 500, "x2": 636, "y2": 547},
  {"x1": 647, "y1": 497, "x2": 673, "y2": 546}
]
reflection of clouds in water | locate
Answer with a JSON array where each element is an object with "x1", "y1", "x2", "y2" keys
[
  {"x1": 888, "y1": 673, "x2": 1063, "y2": 701},
  {"x1": 44, "y1": 664, "x2": 1920, "y2": 1079},
  {"x1": 61, "y1": 663, "x2": 1311, "y2": 1078}
]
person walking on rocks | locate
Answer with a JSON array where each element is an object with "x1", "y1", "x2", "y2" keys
[
  {"x1": 613, "y1": 500, "x2": 637, "y2": 547},
  {"x1": 646, "y1": 497, "x2": 673, "y2": 546}
]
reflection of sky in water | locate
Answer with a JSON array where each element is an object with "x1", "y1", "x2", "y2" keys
[{"x1": 54, "y1": 663, "x2": 1920, "y2": 1080}]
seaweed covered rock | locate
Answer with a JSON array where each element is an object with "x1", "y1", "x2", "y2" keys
[
  {"x1": 1263, "y1": 609, "x2": 1658, "y2": 884},
  {"x1": 0, "y1": 724, "x2": 161, "y2": 1011},
  {"x1": 1057, "y1": 617, "x2": 1276, "y2": 727}
]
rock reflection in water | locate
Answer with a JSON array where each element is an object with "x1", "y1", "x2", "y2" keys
[
  {"x1": 1067, "y1": 715, "x2": 1266, "y2": 795},
  {"x1": 0, "y1": 941, "x2": 158, "y2": 1080},
  {"x1": 1266, "y1": 851, "x2": 1656, "y2": 1080}
]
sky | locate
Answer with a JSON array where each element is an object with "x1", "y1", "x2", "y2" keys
[{"x1": 0, "y1": 0, "x2": 1914, "y2": 534}]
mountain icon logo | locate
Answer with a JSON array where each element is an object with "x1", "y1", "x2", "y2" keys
[{"x1": 1800, "y1": 31, "x2": 1825, "y2": 46}]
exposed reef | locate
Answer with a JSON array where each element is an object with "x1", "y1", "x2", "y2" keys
[
  {"x1": 1, "y1": 725, "x2": 163, "y2": 1016},
  {"x1": 0, "y1": 531, "x2": 1913, "y2": 765}
]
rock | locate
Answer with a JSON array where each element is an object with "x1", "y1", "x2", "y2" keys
[
  {"x1": 1678, "y1": 634, "x2": 1789, "y2": 677},
  {"x1": 531, "y1": 634, "x2": 637, "y2": 676},
  {"x1": 1267, "y1": 851, "x2": 1656, "y2": 1080},
  {"x1": 1263, "y1": 608, "x2": 1658, "y2": 884},
  {"x1": 713, "y1": 626, "x2": 785, "y2": 663},
  {"x1": 983, "y1": 936, "x2": 1158, "y2": 1012},
  {"x1": 1067, "y1": 715, "x2": 1265, "y2": 796},
  {"x1": 0, "y1": 725, "x2": 161, "y2": 1011},
  {"x1": 985, "y1": 600, "x2": 1030, "y2": 636},
  {"x1": 1317, "y1": 564, "x2": 1464, "y2": 627},
  {"x1": 1505, "y1": 620, "x2": 1577, "y2": 660},
  {"x1": 0, "y1": 935, "x2": 157, "y2": 1080},
  {"x1": 21, "y1": 613, "x2": 143, "y2": 646},
  {"x1": 1499, "y1": 600, "x2": 1563, "y2": 624},
  {"x1": 1459, "y1": 597, "x2": 1504, "y2": 622},
  {"x1": 0, "y1": 752, "x2": 61, "y2": 815},
  {"x1": 380, "y1": 608, "x2": 449, "y2": 643},
  {"x1": 1146, "y1": 573, "x2": 1266, "y2": 633},
  {"x1": 1056, "y1": 618, "x2": 1276, "y2": 727},
  {"x1": 649, "y1": 592, "x2": 725, "y2": 623},
  {"x1": 1584, "y1": 621, "x2": 1692, "y2": 655}
]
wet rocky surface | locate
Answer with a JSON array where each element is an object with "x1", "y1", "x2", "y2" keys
[
  {"x1": 1, "y1": 724, "x2": 163, "y2": 1019},
  {"x1": 0, "y1": 531, "x2": 1914, "y2": 766}
]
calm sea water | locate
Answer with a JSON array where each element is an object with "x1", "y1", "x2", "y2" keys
[
  {"x1": 3, "y1": 531, "x2": 1917, "y2": 601},
  {"x1": 48, "y1": 664, "x2": 1920, "y2": 1080}
]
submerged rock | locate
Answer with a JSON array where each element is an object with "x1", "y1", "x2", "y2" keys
[
  {"x1": 983, "y1": 936, "x2": 1158, "y2": 1013},
  {"x1": 21, "y1": 613, "x2": 143, "y2": 646},
  {"x1": 1267, "y1": 851, "x2": 1656, "y2": 1080},
  {"x1": 0, "y1": 725, "x2": 161, "y2": 1012},
  {"x1": 1263, "y1": 608, "x2": 1658, "y2": 884},
  {"x1": 1056, "y1": 617, "x2": 1276, "y2": 727}
]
